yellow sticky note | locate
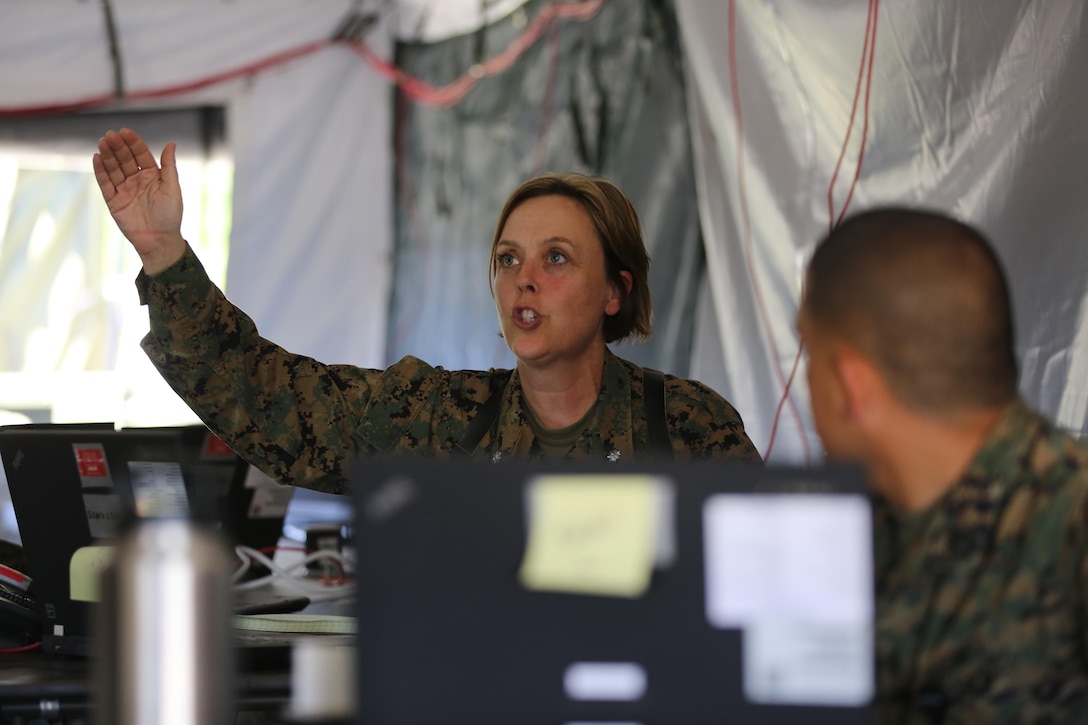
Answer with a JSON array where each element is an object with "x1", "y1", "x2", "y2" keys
[
  {"x1": 70, "y1": 544, "x2": 117, "y2": 602},
  {"x1": 519, "y1": 474, "x2": 657, "y2": 598}
]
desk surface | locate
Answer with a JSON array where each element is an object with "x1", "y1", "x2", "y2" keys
[
  {"x1": 0, "y1": 588, "x2": 355, "y2": 724},
  {"x1": 0, "y1": 654, "x2": 295, "y2": 718}
]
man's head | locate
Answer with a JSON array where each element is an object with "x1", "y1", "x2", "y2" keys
[{"x1": 797, "y1": 207, "x2": 1018, "y2": 460}]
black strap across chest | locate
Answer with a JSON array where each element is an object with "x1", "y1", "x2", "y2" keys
[
  {"x1": 455, "y1": 368, "x2": 673, "y2": 459},
  {"x1": 642, "y1": 367, "x2": 671, "y2": 459},
  {"x1": 454, "y1": 377, "x2": 505, "y2": 458}
]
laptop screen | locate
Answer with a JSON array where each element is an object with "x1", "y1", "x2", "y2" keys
[{"x1": 350, "y1": 459, "x2": 874, "y2": 724}]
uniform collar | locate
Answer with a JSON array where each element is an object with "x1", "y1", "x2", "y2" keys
[{"x1": 488, "y1": 350, "x2": 634, "y2": 463}]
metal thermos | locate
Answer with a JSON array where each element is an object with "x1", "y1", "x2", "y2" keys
[{"x1": 94, "y1": 518, "x2": 235, "y2": 725}]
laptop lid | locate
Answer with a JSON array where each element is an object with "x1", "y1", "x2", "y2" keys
[
  {"x1": 169, "y1": 425, "x2": 293, "y2": 553},
  {"x1": 1, "y1": 424, "x2": 305, "y2": 660},
  {"x1": 351, "y1": 459, "x2": 875, "y2": 725},
  {"x1": 0, "y1": 426, "x2": 190, "y2": 656}
]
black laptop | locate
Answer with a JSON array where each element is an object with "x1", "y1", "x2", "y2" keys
[
  {"x1": 0, "y1": 424, "x2": 294, "y2": 656},
  {"x1": 351, "y1": 459, "x2": 875, "y2": 725},
  {"x1": 160, "y1": 424, "x2": 294, "y2": 559}
]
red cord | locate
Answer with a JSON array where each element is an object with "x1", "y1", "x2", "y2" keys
[
  {"x1": 0, "y1": 1, "x2": 606, "y2": 117},
  {"x1": 728, "y1": 0, "x2": 811, "y2": 463},
  {"x1": 245, "y1": 544, "x2": 348, "y2": 580},
  {"x1": 347, "y1": 0, "x2": 603, "y2": 108},
  {"x1": 764, "y1": 338, "x2": 806, "y2": 460},
  {"x1": 387, "y1": 6, "x2": 567, "y2": 355},
  {"x1": 755, "y1": 0, "x2": 879, "y2": 461},
  {"x1": 531, "y1": 18, "x2": 563, "y2": 175},
  {"x1": 0, "y1": 641, "x2": 42, "y2": 653},
  {"x1": 0, "y1": 40, "x2": 331, "y2": 118},
  {"x1": 828, "y1": 0, "x2": 880, "y2": 232}
]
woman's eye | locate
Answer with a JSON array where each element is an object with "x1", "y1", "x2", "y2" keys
[
  {"x1": 498, "y1": 253, "x2": 518, "y2": 267},
  {"x1": 548, "y1": 251, "x2": 567, "y2": 264}
]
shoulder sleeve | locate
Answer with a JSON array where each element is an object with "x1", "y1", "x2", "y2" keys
[
  {"x1": 1056, "y1": 447, "x2": 1088, "y2": 662},
  {"x1": 666, "y1": 377, "x2": 763, "y2": 463},
  {"x1": 136, "y1": 244, "x2": 407, "y2": 493},
  {"x1": 1073, "y1": 496, "x2": 1088, "y2": 664}
]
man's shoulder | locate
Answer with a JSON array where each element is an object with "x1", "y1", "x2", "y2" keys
[
  {"x1": 979, "y1": 405, "x2": 1088, "y2": 547},
  {"x1": 976, "y1": 400, "x2": 1088, "y2": 488},
  {"x1": 1019, "y1": 404, "x2": 1088, "y2": 491}
]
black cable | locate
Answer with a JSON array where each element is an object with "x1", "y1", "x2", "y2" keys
[
  {"x1": 331, "y1": 0, "x2": 380, "y2": 42},
  {"x1": 100, "y1": 0, "x2": 126, "y2": 98}
]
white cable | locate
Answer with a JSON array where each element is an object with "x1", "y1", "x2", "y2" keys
[{"x1": 231, "y1": 545, "x2": 355, "y2": 600}]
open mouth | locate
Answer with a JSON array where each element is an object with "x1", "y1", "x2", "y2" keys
[{"x1": 520, "y1": 309, "x2": 538, "y2": 323}]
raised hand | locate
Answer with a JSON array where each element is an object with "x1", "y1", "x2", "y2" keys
[{"x1": 93, "y1": 128, "x2": 187, "y2": 275}]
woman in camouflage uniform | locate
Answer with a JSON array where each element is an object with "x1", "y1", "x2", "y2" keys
[{"x1": 94, "y1": 128, "x2": 760, "y2": 494}]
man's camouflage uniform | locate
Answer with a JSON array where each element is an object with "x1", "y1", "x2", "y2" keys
[
  {"x1": 874, "y1": 399, "x2": 1088, "y2": 723},
  {"x1": 136, "y1": 246, "x2": 761, "y2": 494}
]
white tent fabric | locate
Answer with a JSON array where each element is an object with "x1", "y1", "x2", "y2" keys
[
  {"x1": 1, "y1": 0, "x2": 1086, "y2": 465},
  {"x1": 677, "y1": 0, "x2": 1088, "y2": 462},
  {"x1": 0, "y1": 1, "x2": 393, "y2": 369},
  {"x1": 393, "y1": 0, "x2": 532, "y2": 41}
]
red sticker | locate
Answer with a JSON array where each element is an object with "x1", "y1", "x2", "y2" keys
[
  {"x1": 74, "y1": 446, "x2": 108, "y2": 477},
  {"x1": 203, "y1": 433, "x2": 234, "y2": 458}
]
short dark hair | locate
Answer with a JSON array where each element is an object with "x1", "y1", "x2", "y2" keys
[
  {"x1": 803, "y1": 207, "x2": 1018, "y2": 412},
  {"x1": 489, "y1": 173, "x2": 652, "y2": 343}
]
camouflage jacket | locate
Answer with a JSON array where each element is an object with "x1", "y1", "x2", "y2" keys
[
  {"x1": 136, "y1": 246, "x2": 761, "y2": 494},
  {"x1": 874, "y1": 399, "x2": 1088, "y2": 723}
]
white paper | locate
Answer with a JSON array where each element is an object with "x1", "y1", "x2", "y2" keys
[
  {"x1": 243, "y1": 465, "x2": 292, "y2": 518},
  {"x1": 702, "y1": 493, "x2": 874, "y2": 706},
  {"x1": 127, "y1": 460, "x2": 189, "y2": 518},
  {"x1": 744, "y1": 620, "x2": 873, "y2": 706},
  {"x1": 703, "y1": 494, "x2": 873, "y2": 627}
]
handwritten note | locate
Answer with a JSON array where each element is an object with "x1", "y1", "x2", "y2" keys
[{"x1": 519, "y1": 474, "x2": 657, "y2": 598}]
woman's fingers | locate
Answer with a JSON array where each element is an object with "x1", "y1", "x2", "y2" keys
[
  {"x1": 91, "y1": 151, "x2": 116, "y2": 202},
  {"x1": 120, "y1": 127, "x2": 159, "y2": 172},
  {"x1": 96, "y1": 132, "x2": 129, "y2": 189}
]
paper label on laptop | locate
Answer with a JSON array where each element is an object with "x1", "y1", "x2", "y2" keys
[
  {"x1": 702, "y1": 493, "x2": 874, "y2": 705},
  {"x1": 72, "y1": 443, "x2": 113, "y2": 488},
  {"x1": 519, "y1": 474, "x2": 660, "y2": 598},
  {"x1": 243, "y1": 466, "x2": 292, "y2": 518},
  {"x1": 83, "y1": 493, "x2": 123, "y2": 538},
  {"x1": 128, "y1": 460, "x2": 189, "y2": 518},
  {"x1": 743, "y1": 620, "x2": 873, "y2": 705}
]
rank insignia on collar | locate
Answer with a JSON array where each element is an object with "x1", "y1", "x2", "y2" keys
[
  {"x1": 491, "y1": 451, "x2": 503, "y2": 463},
  {"x1": 606, "y1": 449, "x2": 621, "y2": 462}
]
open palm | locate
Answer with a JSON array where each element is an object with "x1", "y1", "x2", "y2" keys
[{"x1": 93, "y1": 128, "x2": 186, "y2": 273}]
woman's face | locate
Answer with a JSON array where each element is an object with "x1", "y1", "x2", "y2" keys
[{"x1": 493, "y1": 195, "x2": 627, "y2": 369}]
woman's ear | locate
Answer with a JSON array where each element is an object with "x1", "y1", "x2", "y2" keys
[
  {"x1": 605, "y1": 271, "x2": 633, "y2": 316},
  {"x1": 618, "y1": 270, "x2": 633, "y2": 294}
]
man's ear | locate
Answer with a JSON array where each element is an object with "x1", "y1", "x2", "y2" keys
[{"x1": 835, "y1": 346, "x2": 882, "y2": 424}]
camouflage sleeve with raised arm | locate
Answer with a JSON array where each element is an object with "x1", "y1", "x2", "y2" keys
[
  {"x1": 135, "y1": 247, "x2": 760, "y2": 490},
  {"x1": 136, "y1": 244, "x2": 494, "y2": 493}
]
